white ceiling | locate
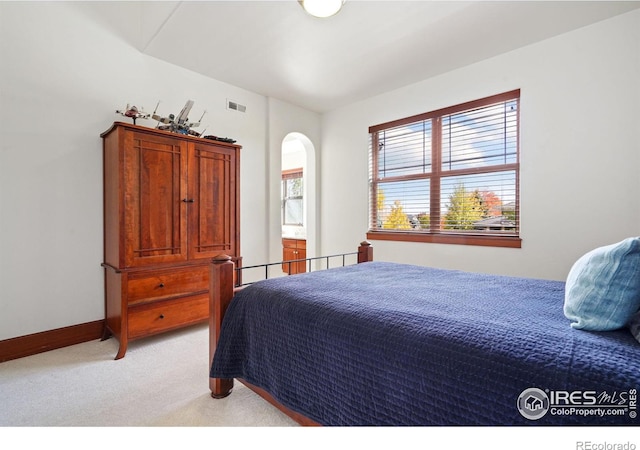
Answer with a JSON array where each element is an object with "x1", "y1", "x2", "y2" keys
[{"x1": 75, "y1": 1, "x2": 640, "y2": 113}]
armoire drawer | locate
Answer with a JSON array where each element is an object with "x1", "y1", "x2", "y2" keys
[
  {"x1": 127, "y1": 293, "x2": 209, "y2": 339},
  {"x1": 127, "y1": 266, "x2": 209, "y2": 305}
]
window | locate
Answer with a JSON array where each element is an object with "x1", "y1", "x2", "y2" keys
[
  {"x1": 282, "y1": 169, "x2": 304, "y2": 226},
  {"x1": 368, "y1": 90, "x2": 521, "y2": 248}
]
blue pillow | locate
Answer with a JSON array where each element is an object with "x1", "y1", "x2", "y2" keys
[{"x1": 563, "y1": 237, "x2": 640, "y2": 331}]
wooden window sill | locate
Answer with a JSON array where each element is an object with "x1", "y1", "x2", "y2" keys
[{"x1": 366, "y1": 231, "x2": 522, "y2": 248}]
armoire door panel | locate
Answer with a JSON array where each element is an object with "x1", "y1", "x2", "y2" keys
[
  {"x1": 188, "y1": 144, "x2": 236, "y2": 259},
  {"x1": 124, "y1": 131, "x2": 188, "y2": 267}
]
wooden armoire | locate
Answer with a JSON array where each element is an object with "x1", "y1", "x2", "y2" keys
[{"x1": 101, "y1": 122, "x2": 241, "y2": 359}]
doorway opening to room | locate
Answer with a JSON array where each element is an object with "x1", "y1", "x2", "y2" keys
[{"x1": 281, "y1": 133, "x2": 316, "y2": 275}]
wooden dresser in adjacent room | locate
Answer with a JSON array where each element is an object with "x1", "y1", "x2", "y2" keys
[
  {"x1": 282, "y1": 238, "x2": 306, "y2": 275},
  {"x1": 101, "y1": 122, "x2": 241, "y2": 359}
]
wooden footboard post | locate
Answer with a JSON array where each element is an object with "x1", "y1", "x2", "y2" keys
[
  {"x1": 358, "y1": 241, "x2": 373, "y2": 263},
  {"x1": 209, "y1": 254, "x2": 235, "y2": 398}
]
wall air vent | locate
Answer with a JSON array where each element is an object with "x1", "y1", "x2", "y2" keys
[{"x1": 227, "y1": 100, "x2": 246, "y2": 113}]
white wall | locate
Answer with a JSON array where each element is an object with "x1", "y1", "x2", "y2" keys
[
  {"x1": 0, "y1": 2, "x2": 315, "y2": 340},
  {"x1": 266, "y1": 99, "x2": 321, "y2": 264},
  {"x1": 320, "y1": 9, "x2": 640, "y2": 281}
]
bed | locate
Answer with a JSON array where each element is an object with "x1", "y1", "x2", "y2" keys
[{"x1": 208, "y1": 240, "x2": 640, "y2": 426}]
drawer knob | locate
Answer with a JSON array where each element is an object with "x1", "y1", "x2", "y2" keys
[
  {"x1": 158, "y1": 283, "x2": 165, "y2": 288},
  {"x1": 159, "y1": 314, "x2": 165, "y2": 319}
]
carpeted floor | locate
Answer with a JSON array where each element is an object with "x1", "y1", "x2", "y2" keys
[{"x1": 0, "y1": 323, "x2": 297, "y2": 427}]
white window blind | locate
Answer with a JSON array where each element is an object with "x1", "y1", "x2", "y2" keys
[{"x1": 369, "y1": 90, "x2": 520, "y2": 245}]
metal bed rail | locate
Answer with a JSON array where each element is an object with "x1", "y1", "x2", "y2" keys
[{"x1": 235, "y1": 251, "x2": 360, "y2": 288}]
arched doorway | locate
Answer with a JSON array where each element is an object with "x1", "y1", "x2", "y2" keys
[{"x1": 281, "y1": 133, "x2": 316, "y2": 273}]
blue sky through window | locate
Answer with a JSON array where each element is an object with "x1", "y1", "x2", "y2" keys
[{"x1": 373, "y1": 98, "x2": 518, "y2": 225}]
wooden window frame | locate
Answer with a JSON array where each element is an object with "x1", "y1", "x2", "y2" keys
[{"x1": 367, "y1": 90, "x2": 522, "y2": 249}]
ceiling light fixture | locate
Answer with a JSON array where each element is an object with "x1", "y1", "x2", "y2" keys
[{"x1": 299, "y1": 0, "x2": 345, "y2": 18}]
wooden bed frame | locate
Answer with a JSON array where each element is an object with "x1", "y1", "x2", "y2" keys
[{"x1": 208, "y1": 241, "x2": 373, "y2": 425}]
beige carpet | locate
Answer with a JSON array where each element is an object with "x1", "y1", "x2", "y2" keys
[{"x1": 0, "y1": 323, "x2": 297, "y2": 427}]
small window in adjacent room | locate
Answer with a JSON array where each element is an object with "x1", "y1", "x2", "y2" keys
[
  {"x1": 368, "y1": 90, "x2": 521, "y2": 248},
  {"x1": 282, "y1": 169, "x2": 304, "y2": 226}
]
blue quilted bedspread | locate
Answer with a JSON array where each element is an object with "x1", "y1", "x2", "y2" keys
[{"x1": 210, "y1": 262, "x2": 640, "y2": 425}]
